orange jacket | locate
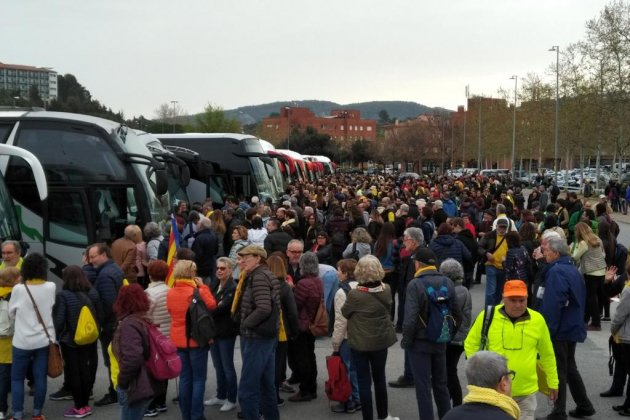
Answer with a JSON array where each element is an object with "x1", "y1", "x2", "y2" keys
[{"x1": 166, "y1": 279, "x2": 216, "y2": 348}]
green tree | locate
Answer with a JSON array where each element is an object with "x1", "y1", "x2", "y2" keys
[
  {"x1": 28, "y1": 85, "x2": 44, "y2": 107},
  {"x1": 193, "y1": 104, "x2": 241, "y2": 133},
  {"x1": 351, "y1": 139, "x2": 372, "y2": 168},
  {"x1": 378, "y1": 110, "x2": 391, "y2": 124}
]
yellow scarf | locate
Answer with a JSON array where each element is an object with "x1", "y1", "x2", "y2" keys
[
  {"x1": 230, "y1": 271, "x2": 248, "y2": 317},
  {"x1": 463, "y1": 385, "x2": 521, "y2": 419},
  {"x1": 414, "y1": 265, "x2": 437, "y2": 277}
]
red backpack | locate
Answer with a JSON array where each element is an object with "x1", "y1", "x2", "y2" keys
[
  {"x1": 145, "y1": 322, "x2": 182, "y2": 380},
  {"x1": 325, "y1": 353, "x2": 352, "y2": 405}
]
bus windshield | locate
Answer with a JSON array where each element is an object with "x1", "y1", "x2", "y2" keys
[
  {"x1": 118, "y1": 129, "x2": 170, "y2": 222},
  {"x1": 248, "y1": 157, "x2": 276, "y2": 203},
  {"x1": 0, "y1": 174, "x2": 20, "y2": 241}
]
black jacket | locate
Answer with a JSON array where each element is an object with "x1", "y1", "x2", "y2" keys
[
  {"x1": 210, "y1": 278, "x2": 238, "y2": 338},
  {"x1": 264, "y1": 230, "x2": 293, "y2": 255},
  {"x1": 191, "y1": 229, "x2": 219, "y2": 278},
  {"x1": 53, "y1": 288, "x2": 103, "y2": 347},
  {"x1": 92, "y1": 260, "x2": 123, "y2": 331},
  {"x1": 442, "y1": 403, "x2": 514, "y2": 420}
]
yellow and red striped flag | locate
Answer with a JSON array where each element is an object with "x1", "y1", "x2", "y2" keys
[{"x1": 166, "y1": 215, "x2": 180, "y2": 287}]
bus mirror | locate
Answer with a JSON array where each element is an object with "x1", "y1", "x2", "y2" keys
[
  {"x1": 181, "y1": 165, "x2": 191, "y2": 186},
  {"x1": 155, "y1": 169, "x2": 168, "y2": 195},
  {"x1": 260, "y1": 156, "x2": 274, "y2": 166}
]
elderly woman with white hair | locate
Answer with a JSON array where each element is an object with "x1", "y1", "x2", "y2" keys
[
  {"x1": 439, "y1": 258, "x2": 472, "y2": 407},
  {"x1": 342, "y1": 255, "x2": 399, "y2": 420},
  {"x1": 342, "y1": 227, "x2": 373, "y2": 260},
  {"x1": 288, "y1": 252, "x2": 323, "y2": 403}
]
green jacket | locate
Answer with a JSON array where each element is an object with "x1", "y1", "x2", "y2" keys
[{"x1": 464, "y1": 305, "x2": 558, "y2": 397}]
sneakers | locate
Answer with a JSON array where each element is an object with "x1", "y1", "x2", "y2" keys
[
  {"x1": 568, "y1": 407, "x2": 595, "y2": 418},
  {"x1": 0, "y1": 412, "x2": 4, "y2": 420},
  {"x1": 204, "y1": 397, "x2": 226, "y2": 406},
  {"x1": 346, "y1": 400, "x2": 361, "y2": 413},
  {"x1": 388, "y1": 376, "x2": 414, "y2": 388},
  {"x1": 331, "y1": 403, "x2": 347, "y2": 413},
  {"x1": 384, "y1": 416, "x2": 400, "y2": 420},
  {"x1": 94, "y1": 394, "x2": 117, "y2": 407},
  {"x1": 155, "y1": 404, "x2": 167, "y2": 413},
  {"x1": 279, "y1": 382, "x2": 296, "y2": 393},
  {"x1": 220, "y1": 401, "x2": 237, "y2": 412},
  {"x1": 50, "y1": 388, "x2": 74, "y2": 401},
  {"x1": 143, "y1": 408, "x2": 158, "y2": 417},
  {"x1": 63, "y1": 406, "x2": 92, "y2": 418},
  {"x1": 277, "y1": 398, "x2": 285, "y2": 407},
  {"x1": 288, "y1": 392, "x2": 314, "y2": 402}
]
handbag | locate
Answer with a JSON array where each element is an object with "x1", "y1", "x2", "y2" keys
[{"x1": 24, "y1": 282, "x2": 63, "y2": 378}]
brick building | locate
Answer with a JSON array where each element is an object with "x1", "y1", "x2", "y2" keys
[{"x1": 261, "y1": 107, "x2": 376, "y2": 144}]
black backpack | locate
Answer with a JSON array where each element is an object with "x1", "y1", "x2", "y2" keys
[{"x1": 185, "y1": 288, "x2": 216, "y2": 347}]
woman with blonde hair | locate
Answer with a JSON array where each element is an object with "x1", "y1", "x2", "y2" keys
[
  {"x1": 342, "y1": 255, "x2": 398, "y2": 420},
  {"x1": 342, "y1": 227, "x2": 373, "y2": 261},
  {"x1": 166, "y1": 259, "x2": 216, "y2": 420},
  {"x1": 210, "y1": 210, "x2": 227, "y2": 257},
  {"x1": 572, "y1": 222, "x2": 607, "y2": 331},
  {"x1": 267, "y1": 255, "x2": 299, "y2": 406}
]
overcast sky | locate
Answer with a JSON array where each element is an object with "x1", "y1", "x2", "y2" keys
[{"x1": 3, "y1": 0, "x2": 608, "y2": 118}]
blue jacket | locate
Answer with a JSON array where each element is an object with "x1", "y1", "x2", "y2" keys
[
  {"x1": 539, "y1": 255, "x2": 586, "y2": 342},
  {"x1": 53, "y1": 288, "x2": 103, "y2": 347},
  {"x1": 443, "y1": 199, "x2": 458, "y2": 217},
  {"x1": 94, "y1": 259, "x2": 123, "y2": 331},
  {"x1": 429, "y1": 235, "x2": 472, "y2": 266}
]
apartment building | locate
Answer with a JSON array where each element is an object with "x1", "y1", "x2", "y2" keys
[{"x1": 0, "y1": 62, "x2": 58, "y2": 102}]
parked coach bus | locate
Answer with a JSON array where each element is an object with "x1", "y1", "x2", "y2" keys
[
  {"x1": 0, "y1": 110, "x2": 169, "y2": 281},
  {"x1": 157, "y1": 133, "x2": 281, "y2": 203}
]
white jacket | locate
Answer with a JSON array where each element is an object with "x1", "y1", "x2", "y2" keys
[
  {"x1": 146, "y1": 281, "x2": 171, "y2": 337},
  {"x1": 331, "y1": 280, "x2": 358, "y2": 348},
  {"x1": 247, "y1": 228, "x2": 268, "y2": 248},
  {"x1": 10, "y1": 282, "x2": 56, "y2": 350}
]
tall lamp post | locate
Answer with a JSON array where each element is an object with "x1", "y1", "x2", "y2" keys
[
  {"x1": 549, "y1": 45, "x2": 559, "y2": 184},
  {"x1": 510, "y1": 75, "x2": 518, "y2": 180},
  {"x1": 170, "y1": 100, "x2": 178, "y2": 133},
  {"x1": 284, "y1": 106, "x2": 291, "y2": 149}
]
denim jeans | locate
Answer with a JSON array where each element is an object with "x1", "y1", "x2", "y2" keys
[
  {"x1": 210, "y1": 337, "x2": 238, "y2": 403},
  {"x1": 177, "y1": 346, "x2": 209, "y2": 420},
  {"x1": 239, "y1": 337, "x2": 279, "y2": 420},
  {"x1": 0, "y1": 363, "x2": 10, "y2": 412},
  {"x1": 351, "y1": 348, "x2": 389, "y2": 420},
  {"x1": 118, "y1": 388, "x2": 152, "y2": 420},
  {"x1": 484, "y1": 265, "x2": 506, "y2": 307},
  {"x1": 12, "y1": 345, "x2": 48, "y2": 419},
  {"x1": 339, "y1": 340, "x2": 359, "y2": 402},
  {"x1": 408, "y1": 340, "x2": 451, "y2": 420}
]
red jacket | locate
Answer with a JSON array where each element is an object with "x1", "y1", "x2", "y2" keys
[{"x1": 166, "y1": 279, "x2": 216, "y2": 348}]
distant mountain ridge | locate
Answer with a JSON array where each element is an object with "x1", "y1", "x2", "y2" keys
[{"x1": 222, "y1": 100, "x2": 453, "y2": 124}]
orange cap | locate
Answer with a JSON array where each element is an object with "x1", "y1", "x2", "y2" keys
[{"x1": 503, "y1": 280, "x2": 528, "y2": 297}]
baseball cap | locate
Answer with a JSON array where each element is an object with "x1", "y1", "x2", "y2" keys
[
  {"x1": 503, "y1": 280, "x2": 528, "y2": 297},
  {"x1": 414, "y1": 247, "x2": 438, "y2": 266}
]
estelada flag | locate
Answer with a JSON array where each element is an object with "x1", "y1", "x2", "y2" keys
[{"x1": 166, "y1": 215, "x2": 180, "y2": 287}]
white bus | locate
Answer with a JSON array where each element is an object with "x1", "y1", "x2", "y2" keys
[{"x1": 0, "y1": 110, "x2": 170, "y2": 281}]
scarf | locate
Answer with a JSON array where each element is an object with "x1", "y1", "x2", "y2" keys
[
  {"x1": 463, "y1": 385, "x2": 521, "y2": 419},
  {"x1": 230, "y1": 270, "x2": 249, "y2": 317}
]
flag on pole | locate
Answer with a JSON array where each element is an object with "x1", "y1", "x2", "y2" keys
[
  {"x1": 166, "y1": 215, "x2": 180, "y2": 287},
  {"x1": 465, "y1": 85, "x2": 470, "y2": 98}
]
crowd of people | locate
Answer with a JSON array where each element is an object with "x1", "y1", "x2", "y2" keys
[{"x1": 1, "y1": 171, "x2": 630, "y2": 420}]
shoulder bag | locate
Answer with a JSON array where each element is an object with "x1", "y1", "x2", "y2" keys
[{"x1": 24, "y1": 282, "x2": 63, "y2": 378}]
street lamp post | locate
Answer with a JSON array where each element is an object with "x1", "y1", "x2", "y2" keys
[
  {"x1": 510, "y1": 75, "x2": 518, "y2": 180},
  {"x1": 549, "y1": 45, "x2": 559, "y2": 184},
  {"x1": 284, "y1": 106, "x2": 291, "y2": 149},
  {"x1": 170, "y1": 100, "x2": 178, "y2": 133}
]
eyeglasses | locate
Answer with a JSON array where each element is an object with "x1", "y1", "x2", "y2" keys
[
  {"x1": 503, "y1": 370, "x2": 516, "y2": 381},
  {"x1": 288, "y1": 250, "x2": 303, "y2": 254}
]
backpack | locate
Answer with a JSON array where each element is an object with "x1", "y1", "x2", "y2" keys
[
  {"x1": 74, "y1": 292, "x2": 99, "y2": 346},
  {"x1": 145, "y1": 322, "x2": 182, "y2": 380},
  {"x1": 185, "y1": 288, "x2": 217, "y2": 347},
  {"x1": 348, "y1": 243, "x2": 359, "y2": 261},
  {"x1": 0, "y1": 297, "x2": 13, "y2": 337},
  {"x1": 325, "y1": 353, "x2": 352, "y2": 404},
  {"x1": 418, "y1": 276, "x2": 456, "y2": 343},
  {"x1": 309, "y1": 298, "x2": 329, "y2": 337}
]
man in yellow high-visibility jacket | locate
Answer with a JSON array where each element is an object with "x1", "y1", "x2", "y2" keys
[{"x1": 464, "y1": 280, "x2": 558, "y2": 420}]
